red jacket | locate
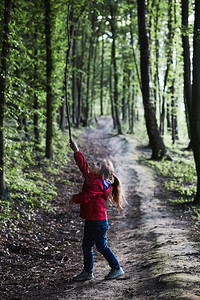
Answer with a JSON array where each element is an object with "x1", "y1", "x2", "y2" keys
[{"x1": 72, "y1": 151, "x2": 111, "y2": 221}]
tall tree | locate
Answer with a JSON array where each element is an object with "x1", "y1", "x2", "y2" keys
[
  {"x1": 44, "y1": 0, "x2": 53, "y2": 159},
  {"x1": 0, "y1": 0, "x2": 12, "y2": 197},
  {"x1": 90, "y1": 37, "x2": 98, "y2": 118},
  {"x1": 191, "y1": 0, "x2": 200, "y2": 204},
  {"x1": 109, "y1": 1, "x2": 122, "y2": 134},
  {"x1": 129, "y1": 6, "x2": 141, "y2": 90},
  {"x1": 137, "y1": 0, "x2": 167, "y2": 159},
  {"x1": 77, "y1": 29, "x2": 86, "y2": 127},
  {"x1": 100, "y1": 37, "x2": 104, "y2": 116},
  {"x1": 170, "y1": 79, "x2": 178, "y2": 144},
  {"x1": 85, "y1": 10, "x2": 96, "y2": 124},
  {"x1": 33, "y1": 27, "x2": 39, "y2": 146},
  {"x1": 160, "y1": 0, "x2": 174, "y2": 136},
  {"x1": 181, "y1": 0, "x2": 192, "y2": 147},
  {"x1": 109, "y1": 63, "x2": 116, "y2": 128}
]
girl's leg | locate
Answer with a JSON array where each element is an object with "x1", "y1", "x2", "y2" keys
[
  {"x1": 93, "y1": 220, "x2": 120, "y2": 270},
  {"x1": 82, "y1": 220, "x2": 95, "y2": 274}
]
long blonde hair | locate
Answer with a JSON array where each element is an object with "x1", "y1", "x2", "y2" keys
[{"x1": 100, "y1": 159, "x2": 124, "y2": 211}]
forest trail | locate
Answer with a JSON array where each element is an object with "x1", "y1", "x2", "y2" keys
[
  {"x1": 1, "y1": 116, "x2": 200, "y2": 300},
  {"x1": 63, "y1": 116, "x2": 200, "y2": 300}
]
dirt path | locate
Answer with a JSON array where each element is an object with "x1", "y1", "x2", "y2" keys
[
  {"x1": 62, "y1": 117, "x2": 200, "y2": 300},
  {"x1": 1, "y1": 116, "x2": 200, "y2": 299}
]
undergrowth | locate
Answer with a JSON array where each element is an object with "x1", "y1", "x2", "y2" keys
[
  {"x1": 145, "y1": 151, "x2": 196, "y2": 200},
  {"x1": 0, "y1": 127, "x2": 81, "y2": 229},
  {"x1": 140, "y1": 145, "x2": 200, "y2": 226}
]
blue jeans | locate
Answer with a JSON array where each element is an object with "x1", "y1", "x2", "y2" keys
[{"x1": 82, "y1": 219, "x2": 120, "y2": 274}]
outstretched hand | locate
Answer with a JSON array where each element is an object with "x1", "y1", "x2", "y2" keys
[{"x1": 70, "y1": 140, "x2": 79, "y2": 153}]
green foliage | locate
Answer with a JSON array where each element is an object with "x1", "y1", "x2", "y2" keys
[
  {"x1": 144, "y1": 150, "x2": 196, "y2": 202},
  {"x1": 0, "y1": 0, "x2": 197, "y2": 229},
  {"x1": 0, "y1": 128, "x2": 72, "y2": 228},
  {"x1": 190, "y1": 206, "x2": 200, "y2": 225}
]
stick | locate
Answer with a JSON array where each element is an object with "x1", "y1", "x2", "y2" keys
[
  {"x1": 66, "y1": 95, "x2": 72, "y2": 142},
  {"x1": 65, "y1": 0, "x2": 72, "y2": 143}
]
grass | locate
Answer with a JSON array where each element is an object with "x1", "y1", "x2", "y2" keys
[
  {"x1": 145, "y1": 150, "x2": 197, "y2": 201},
  {"x1": 135, "y1": 134, "x2": 200, "y2": 226}
]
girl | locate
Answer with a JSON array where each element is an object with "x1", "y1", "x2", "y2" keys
[{"x1": 70, "y1": 140, "x2": 124, "y2": 281}]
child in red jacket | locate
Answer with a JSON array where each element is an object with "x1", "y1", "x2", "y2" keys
[{"x1": 70, "y1": 140, "x2": 124, "y2": 281}]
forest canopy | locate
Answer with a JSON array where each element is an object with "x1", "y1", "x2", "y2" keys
[{"x1": 0, "y1": 0, "x2": 200, "y2": 209}]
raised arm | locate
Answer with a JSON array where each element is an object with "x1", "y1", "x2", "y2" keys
[{"x1": 70, "y1": 140, "x2": 89, "y2": 178}]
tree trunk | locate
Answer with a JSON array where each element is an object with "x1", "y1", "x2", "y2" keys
[
  {"x1": 128, "y1": 74, "x2": 134, "y2": 134},
  {"x1": 100, "y1": 38, "x2": 104, "y2": 116},
  {"x1": 129, "y1": 8, "x2": 141, "y2": 90},
  {"x1": 44, "y1": 0, "x2": 53, "y2": 159},
  {"x1": 191, "y1": 0, "x2": 200, "y2": 204},
  {"x1": 90, "y1": 38, "x2": 98, "y2": 118},
  {"x1": 85, "y1": 12, "x2": 96, "y2": 124},
  {"x1": 166, "y1": 102, "x2": 171, "y2": 130},
  {"x1": 0, "y1": 0, "x2": 12, "y2": 197},
  {"x1": 160, "y1": 0, "x2": 174, "y2": 136},
  {"x1": 59, "y1": 98, "x2": 65, "y2": 131},
  {"x1": 181, "y1": 0, "x2": 192, "y2": 146},
  {"x1": 171, "y1": 80, "x2": 178, "y2": 144},
  {"x1": 154, "y1": 2, "x2": 162, "y2": 123},
  {"x1": 130, "y1": 91, "x2": 135, "y2": 134},
  {"x1": 110, "y1": 64, "x2": 116, "y2": 129},
  {"x1": 76, "y1": 31, "x2": 86, "y2": 128},
  {"x1": 33, "y1": 28, "x2": 39, "y2": 145},
  {"x1": 137, "y1": 0, "x2": 167, "y2": 159},
  {"x1": 126, "y1": 69, "x2": 131, "y2": 130},
  {"x1": 122, "y1": 67, "x2": 126, "y2": 122},
  {"x1": 110, "y1": 4, "x2": 122, "y2": 134},
  {"x1": 85, "y1": 38, "x2": 93, "y2": 123}
]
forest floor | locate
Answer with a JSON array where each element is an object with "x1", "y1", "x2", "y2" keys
[{"x1": 1, "y1": 116, "x2": 200, "y2": 300}]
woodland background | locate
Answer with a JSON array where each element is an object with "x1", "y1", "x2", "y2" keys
[{"x1": 0, "y1": 0, "x2": 200, "y2": 227}]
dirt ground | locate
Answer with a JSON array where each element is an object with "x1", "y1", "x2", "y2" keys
[{"x1": 1, "y1": 116, "x2": 200, "y2": 300}]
